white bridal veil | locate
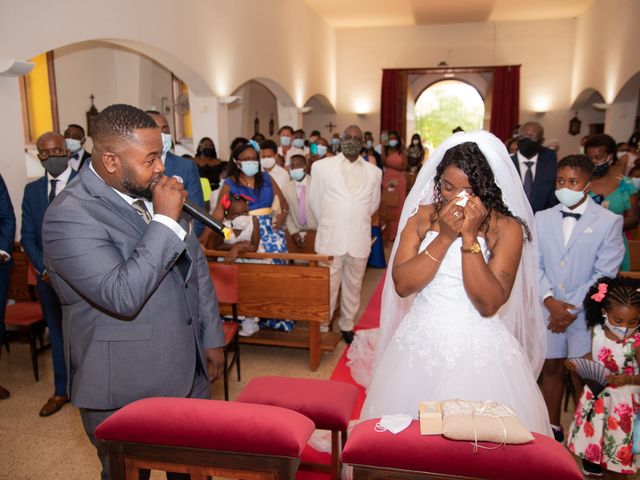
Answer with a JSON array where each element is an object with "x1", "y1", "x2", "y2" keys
[{"x1": 350, "y1": 130, "x2": 546, "y2": 386}]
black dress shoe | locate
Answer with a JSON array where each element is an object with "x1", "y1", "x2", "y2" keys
[
  {"x1": 341, "y1": 330, "x2": 355, "y2": 345},
  {"x1": 0, "y1": 385, "x2": 9, "y2": 400}
]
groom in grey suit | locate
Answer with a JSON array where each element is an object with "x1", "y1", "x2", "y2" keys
[{"x1": 43, "y1": 104, "x2": 224, "y2": 480}]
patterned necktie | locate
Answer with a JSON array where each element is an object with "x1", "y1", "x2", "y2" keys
[
  {"x1": 523, "y1": 161, "x2": 534, "y2": 199},
  {"x1": 298, "y1": 184, "x2": 307, "y2": 226},
  {"x1": 561, "y1": 211, "x2": 581, "y2": 220},
  {"x1": 49, "y1": 179, "x2": 58, "y2": 204},
  {"x1": 132, "y1": 199, "x2": 152, "y2": 224}
]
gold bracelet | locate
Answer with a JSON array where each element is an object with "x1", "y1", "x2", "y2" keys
[{"x1": 424, "y1": 249, "x2": 441, "y2": 263}]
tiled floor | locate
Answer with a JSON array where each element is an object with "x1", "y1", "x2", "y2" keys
[{"x1": 0, "y1": 266, "x2": 386, "y2": 479}]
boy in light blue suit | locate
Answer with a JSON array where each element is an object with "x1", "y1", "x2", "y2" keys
[{"x1": 536, "y1": 155, "x2": 625, "y2": 445}]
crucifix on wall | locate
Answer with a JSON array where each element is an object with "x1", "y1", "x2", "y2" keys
[{"x1": 325, "y1": 121, "x2": 337, "y2": 133}]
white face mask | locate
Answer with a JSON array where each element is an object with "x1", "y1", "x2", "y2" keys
[
  {"x1": 555, "y1": 186, "x2": 587, "y2": 208},
  {"x1": 161, "y1": 133, "x2": 172, "y2": 155},
  {"x1": 604, "y1": 312, "x2": 637, "y2": 340},
  {"x1": 374, "y1": 414, "x2": 412, "y2": 434},
  {"x1": 65, "y1": 138, "x2": 82, "y2": 154},
  {"x1": 260, "y1": 157, "x2": 276, "y2": 169}
]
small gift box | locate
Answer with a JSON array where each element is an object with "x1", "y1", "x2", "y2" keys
[
  {"x1": 419, "y1": 401, "x2": 443, "y2": 435},
  {"x1": 441, "y1": 399, "x2": 533, "y2": 448}
]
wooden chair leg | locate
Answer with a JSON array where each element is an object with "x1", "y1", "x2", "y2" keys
[
  {"x1": 330, "y1": 430, "x2": 340, "y2": 480},
  {"x1": 223, "y1": 349, "x2": 230, "y2": 401},
  {"x1": 29, "y1": 328, "x2": 39, "y2": 381},
  {"x1": 235, "y1": 336, "x2": 241, "y2": 382}
]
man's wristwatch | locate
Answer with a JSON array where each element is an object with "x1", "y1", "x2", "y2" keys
[{"x1": 461, "y1": 241, "x2": 481, "y2": 254}]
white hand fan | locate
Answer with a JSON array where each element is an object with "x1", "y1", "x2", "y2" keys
[{"x1": 570, "y1": 358, "x2": 608, "y2": 397}]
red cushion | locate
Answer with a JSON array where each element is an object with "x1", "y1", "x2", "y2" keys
[
  {"x1": 222, "y1": 321, "x2": 238, "y2": 345},
  {"x1": 209, "y1": 263, "x2": 238, "y2": 304},
  {"x1": 236, "y1": 376, "x2": 358, "y2": 431},
  {"x1": 95, "y1": 397, "x2": 314, "y2": 457},
  {"x1": 5, "y1": 302, "x2": 43, "y2": 326},
  {"x1": 342, "y1": 419, "x2": 582, "y2": 480}
]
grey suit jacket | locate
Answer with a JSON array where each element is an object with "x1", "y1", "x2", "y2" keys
[{"x1": 42, "y1": 166, "x2": 224, "y2": 410}]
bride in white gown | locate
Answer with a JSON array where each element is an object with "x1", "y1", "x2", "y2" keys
[{"x1": 355, "y1": 131, "x2": 552, "y2": 436}]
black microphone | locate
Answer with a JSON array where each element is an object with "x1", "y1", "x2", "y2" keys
[{"x1": 182, "y1": 198, "x2": 231, "y2": 240}]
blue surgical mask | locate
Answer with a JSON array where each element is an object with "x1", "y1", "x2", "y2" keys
[
  {"x1": 604, "y1": 313, "x2": 636, "y2": 340},
  {"x1": 316, "y1": 145, "x2": 328, "y2": 157},
  {"x1": 161, "y1": 133, "x2": 172, "y2": 155},
  {"x1": 554, "y1": 186, "x2": 587, "y2": 208},
  {"x1": 292, "y1": 138, "x2": 305, "y2": 149},
  {"x1": 366, "y1": 140, "x2": 373, "y2": 149},
  {"x1": 331, "y1": 138, "x2": 340, "y2": 146},
  {"x1": 388, "y1": 139, "x2": 399, "y2": 148},
  {"x1": 280, "y1": 136, "x2": 291, "y2": 147},
  {"x1": 238, "y1": 160, "x2": 260, "y2": 177},
  {"x1": 290, "y1": 168, "x2": 305, "y2": 181},
  {"x1": 65, "y1": 138, "x2": 82, "y2": 154}
]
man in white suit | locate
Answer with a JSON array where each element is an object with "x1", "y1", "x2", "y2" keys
[{"x1": 310, "y1": 125, "x2": 382, "y2": 344}]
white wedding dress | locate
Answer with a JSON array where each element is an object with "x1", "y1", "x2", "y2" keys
[{"x1": 360, "y1": 231, "x2": 553, "y2": 436}]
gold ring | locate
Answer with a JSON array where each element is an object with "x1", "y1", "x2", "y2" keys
[{"x1": 453, "y1": 211, "x2": 462, "y2": 218}]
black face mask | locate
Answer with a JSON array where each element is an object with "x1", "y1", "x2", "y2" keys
[
  {"x1": 517, "y1": 137, "x2": 542, "y2": 159},
  {"x1": 201, "y1": 148, "x2": 216, "y2": 158},
  {"x1": 592, "y1": 158, "x2": 612, "y2": 178},
  {"x1": 42, "y1": 156, "x2": 69, "y2": 177}
]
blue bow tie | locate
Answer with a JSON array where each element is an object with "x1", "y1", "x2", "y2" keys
[
  {"x1": 71, "y1": 153, "x2": 80, "y2": 160},
  {"x1": 561, "y1": 211, "x2": 581, "y2": 220}
]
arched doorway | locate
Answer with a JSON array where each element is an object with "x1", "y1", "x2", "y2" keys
[{"x1": 414, "y1": 80, "x2": 484, "y2": 150}]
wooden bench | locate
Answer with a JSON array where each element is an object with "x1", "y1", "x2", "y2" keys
[
  {"x1": 627, "y1": 239, "x2": 639, "y2": 271},
  {"x1": 204, "y1": 250, "x2": 339, "y2": 371}
]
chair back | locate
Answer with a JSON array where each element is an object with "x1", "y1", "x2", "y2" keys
[{"x1": 209, "y1": 263, "x2": 239, "y2": 304}]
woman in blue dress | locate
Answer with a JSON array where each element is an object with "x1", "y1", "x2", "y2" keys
[{"x1": 213, "y1": 140, "x2": 293, "y2": 332}]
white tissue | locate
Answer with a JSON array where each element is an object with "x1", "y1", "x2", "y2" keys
[{"x1": 455, "y1": 190, "x2": 470, "y2": 207}]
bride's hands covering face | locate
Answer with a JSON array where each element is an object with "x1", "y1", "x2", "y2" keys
[
  {"x1": 460, "y1": 196, "x2": 488, "y2": 237},
  {"x1": 438, "y1": 200, "x2": 464, "y2": 242}
]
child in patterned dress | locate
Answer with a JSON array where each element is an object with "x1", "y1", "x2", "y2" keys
[{"x1": 566, "y1": 276, "x2": 640, "y2": 478}]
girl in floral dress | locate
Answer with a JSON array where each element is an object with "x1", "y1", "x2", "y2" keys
[{"x1": 566, "y1": 276, "x2": 640, "y2": 478}]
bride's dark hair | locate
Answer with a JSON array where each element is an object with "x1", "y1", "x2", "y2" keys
[{"x1": 429, "y1": 141, "x2": 532, "y2": 241}]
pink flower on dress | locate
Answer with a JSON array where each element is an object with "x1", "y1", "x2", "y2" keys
[
  {"x1": 598, "y1": 347, "x2": 612, "y2": 363},
  {"x1": 624, "y1": 366, "x2": 635, "y2": 375},
  {"x1": 618, "y1": 415, "x2": 632, "y2": 434},
  {"x1": 593, "y1": 398, "x2": 604, "y2": 415},
  {"x1": 616, "y1": 445, "x2": 633, "y2": 467},
  {"x1": 633, "y1": 336, "x2": 640, "y2": 349},
  {"x1": 584, "y1": 443, "x2": 601, "y2": 463},
  {"x1": 584, "y1": 421, "x2": 595, "y2": 437},
  {"x1": 615, "y1": 402, "x2": 633, "y2": 418},
  {"x1": 608, "y1": 416, "x2": 619, "y2": 430},
  {"x1": 585, "y1": 389, "x2": 594, "y2": 401}
]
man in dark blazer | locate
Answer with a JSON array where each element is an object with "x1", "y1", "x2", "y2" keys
[
  {"x1": 21, "y1": 132, "x2": 76, "y2": 416},
  {"x1": 511, "y1": 121, "x2": 558, "y2": 213},
  {"x1": 64, "y1": 124, "x2": 92, "y2": 171},
  {"x1": 0, "y1": 174, "x2": 16, "y2": 400},
  {"x1": 43, "y1": 104, "x2": 224, "y2": 480},
  {"x1": 146, "y1": 110, "x2": 205, "y2": 236}
]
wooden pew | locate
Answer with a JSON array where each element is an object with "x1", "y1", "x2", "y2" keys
[
  {"x1": 204, "y1": 250, "x2": 339, "y2": 371},
  {"x1": 627, "y1": 239, "x2": 639, "y2": 271}
]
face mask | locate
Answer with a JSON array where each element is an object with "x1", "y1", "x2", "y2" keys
[
  {"x1": 388, "y1": 139, "x2": 399, "y2": 148},
  {"x1": 616, "y1": 150, "x2": 628, "y2": 160},
  {"x1": 374, "y1": 144, "x2": 382, "y2": 155},
  {"x1": 238, "y1": 160, "x2": 260, "y2": 177},
  {"x1": 341, "y1": 138, "x2": 362, "y2": 157},
  {"x1": 290, "y1": 168, "x2": 305, "y2": 181},
  {"x1": 592, "y1": 157, "x2": 612, "y2": 178},
  {"x1": 331, "y1": 137, "x2": 341, "y2": 146},
  {"x1": 280, "y1": 135, "x2": 291, "y2": 147},
  {"x1": 366, "y1": 140, "x2": 373, "y2": 149},
  {"x1": 412, "y1": 139, "x2": 420, "y2": 146},
  {"x1": 317, "y1": 145, "x2": 328, "y2": 157},
  {"x1": 579, "y1": 146, "x2": 585, "y2": 155},
  {"x1": 161, "y1": 133, "x2": 172, "y2": 155},
  {"x1": 42, "y1": 156, "x2": 69, "y2": 177},
  {"x1": 260, "y1": 157, "x2": 276, "y2": 169},
  {"x1": 292, "y1": 138, "x2": 305, "y2": 149},
  {"x1": 201, "y1": 147, "x2": 216, "y2": 158},
  {"x1": 374, "y1": 414, "x2": 412, "y2": 434},
  {"x1": 517, "y1": 137, "x2": 541, "y2": 159},
  {"x1": 65, "y1": 138, "x2": 82, "y2": 154},
  {"x1": 604, "y1": 312, "x2": 636, "y2": 340},
  {"x1": 555, "y1": 186, "x2": 587, "y2": 208}
]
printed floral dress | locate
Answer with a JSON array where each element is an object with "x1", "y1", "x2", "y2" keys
[{"x1": 567, "y1": 325, "x2": 640, "y2": 474}]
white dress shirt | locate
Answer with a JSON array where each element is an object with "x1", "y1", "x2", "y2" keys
[
  {"x1": 68, "y1": 149, "x2": 87, "y2": 171},
  {"x1": 561, "y1": 198, "x2": 588, "y2": 246},
  {"x1": 88, "y1": 162, "x2": 185, "y2": 240},
  {"x1": 516, "y1": 151, "x2": 539, "y2": 182},
  {"x1": 341, "y1": 156, "x2": 365, "y2": 197},
  {"x1": 265, "y1": 164, "x2": 289, "y2": 190},
  {"x1": 47, "y1": 166, "x2": 73, "y2": 197}
]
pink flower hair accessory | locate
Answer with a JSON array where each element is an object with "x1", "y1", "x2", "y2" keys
[{"x1": 591, "y1": 283, "x2": 608, "y2": 302}]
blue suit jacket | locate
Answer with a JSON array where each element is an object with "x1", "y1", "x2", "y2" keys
[
  {"x1": 0, "y1": 175, "x2": 16, "y2": 255},
  {"x1": 164, "y1": 151, "x2": 205, "y2": 236},
  {"x1": 535, "y1": 196, "x2": 624, "y2": 317},
  {"x1": 512, "y1": 147, "x2": 558, "y2": 213},
  {"x1": 21, "y1": 170, "x2": 77, "y2": 274}
]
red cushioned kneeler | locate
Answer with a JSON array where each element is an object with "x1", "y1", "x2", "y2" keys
[
  {"x1": 96, "y1": 397, "x2": 315, "y2": 480},
  {"x1": 237, "y1": 376, "x2": 359, "y2": 480},
  {"x1": 342, "y1": 419, "x2": 582, "y2": 480}
]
